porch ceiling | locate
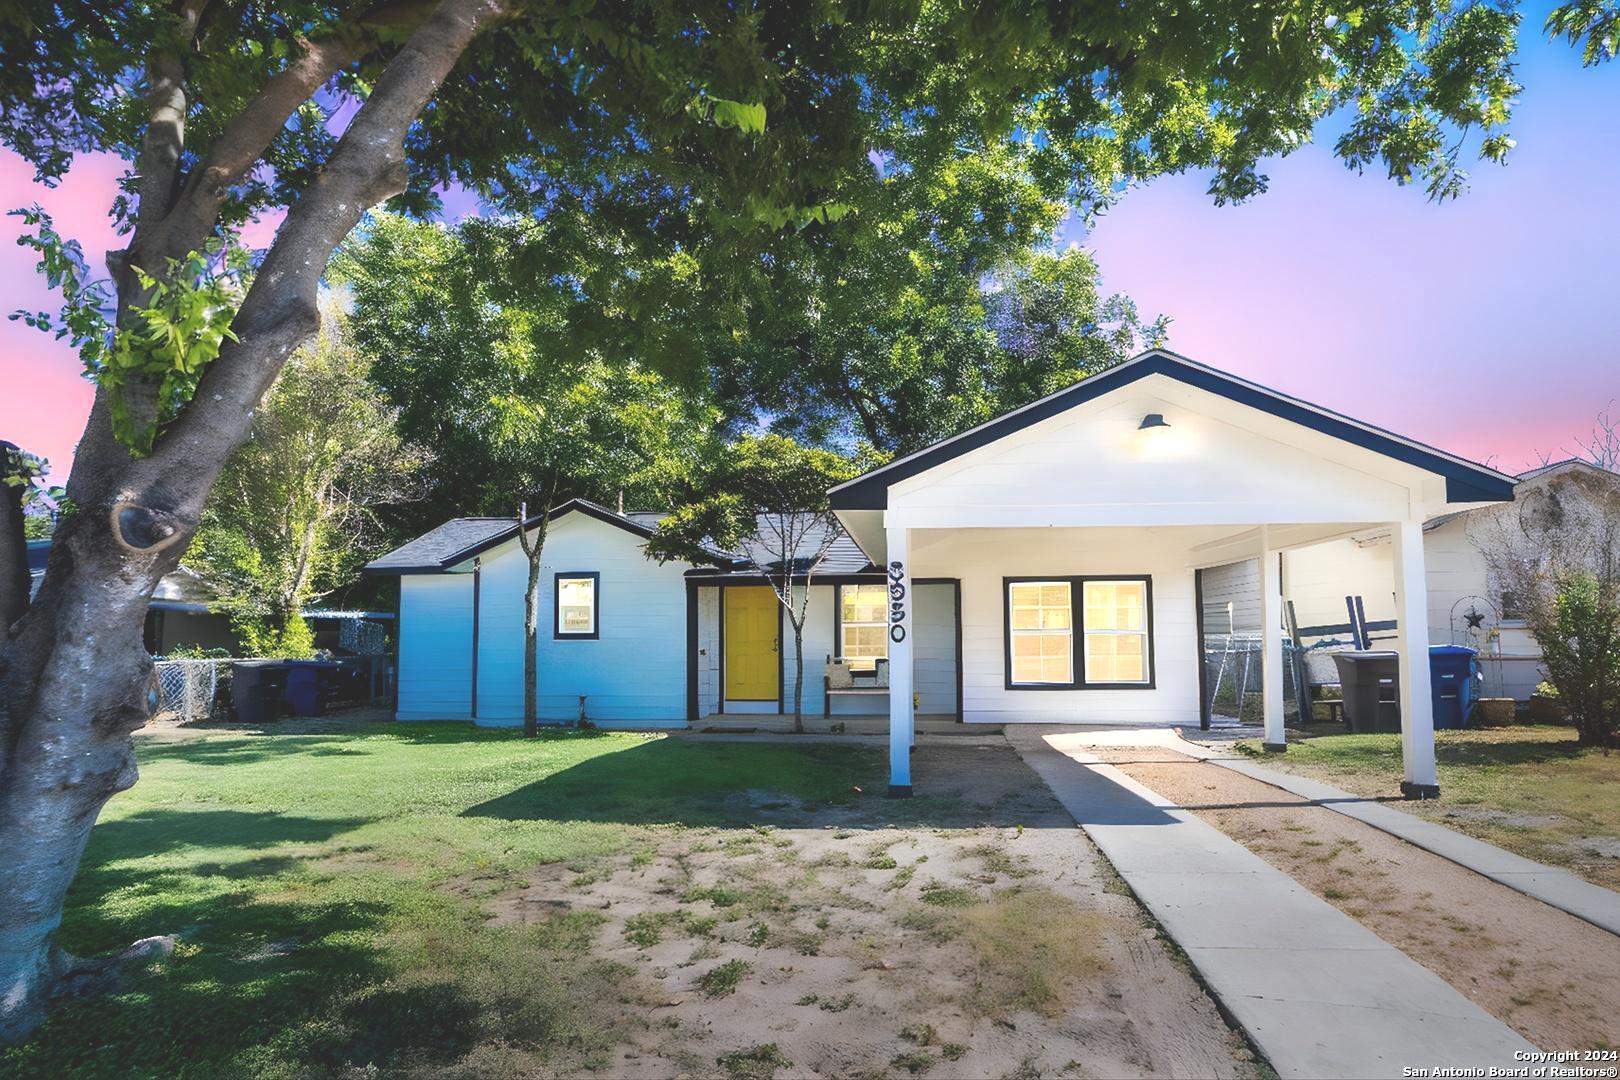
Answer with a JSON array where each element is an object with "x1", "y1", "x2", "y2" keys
[{"x1": 839, "y1": 519, "x2": 1394, "y2": 571}]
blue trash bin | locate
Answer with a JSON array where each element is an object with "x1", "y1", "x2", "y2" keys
[
  {"x1": 1429, "y1": 645, "x2": 1478, "y2": 730},
  {"x1": 283, "y1": 660, "x2": 343, "y2": 717}
]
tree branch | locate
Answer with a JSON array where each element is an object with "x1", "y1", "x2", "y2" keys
[
  {"x1": 153, "y1": 36, "x2": 362, "y2": 260},
  {"x1": 146, "y1": 0, "x2": 440, "y2": 266},
  {"x1": 133, "y1": 0, "x2": 211, "y2": 231},
  {"x1": 128, "y1": 0, "x2": 511, "y2": 524}
]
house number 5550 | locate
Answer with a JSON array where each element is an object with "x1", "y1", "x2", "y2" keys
[{"x1": 888, "y1": 560, "x2": 907, "y2": 643}]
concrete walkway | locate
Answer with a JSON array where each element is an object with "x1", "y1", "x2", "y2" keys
[
  {"x1": 1167, "y1": 731, "x2": 1620, "y2": 939},
  {"x1": 1006, "y1": 727, "x2": 1537, "y2": 1080}
]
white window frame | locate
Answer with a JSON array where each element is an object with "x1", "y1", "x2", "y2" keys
[
  {"x1": 1006, "y1": 579, "x2": 1076, "y2": 687},
  {"x1": 1080, "y1": 578, "x2": 1153, "y2": 686},
  {"x1": 838, "y1": 583, "x2": 889, "y2": 671},
  {"x1": 554, "y1": 572, "x2": 599, "y2": 639}
]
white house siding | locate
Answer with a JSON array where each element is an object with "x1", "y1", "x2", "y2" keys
[
  {"x1": 697, "y1": 586, "x2": 720, "y2": 717},
  {"x1": 693, "y1": 580, "x2": 959, "y2": 718},
  {"x1": 912, "y1": 583, "x2": 958, "y2": 715},
  {"x1": 1422, "y1": 515, "x2": 1545, "y2": 699},
  {"x1": 397, "y1": 573, "x2": 474, "y2": 720},
  {"x1": 472, "y1": 514, "x2": 690, "y2": 726},
  {"x1": 786, "y1": 585, "x2": 835, "y2": 717},
  {"x1": 885, "y1": 375, "x2": 1422, "y2": 530},
  {"x1": 1198, "y1": 559, "x2": 1261, "y2": 636},
  {"x1": 911, "y1": 526, "x2": 1197, "y2": 725},
  {"x1": 1423, "y1": 517, "x2": 1499, "y2": 641},
  {"x1": 1284, "y1": 538, "x2": 1396, "y2": 642}
]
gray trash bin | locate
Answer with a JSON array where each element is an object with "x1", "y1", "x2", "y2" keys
[{"x1": 1331, "y1": 651, "x2": 1402, "y2": 733}]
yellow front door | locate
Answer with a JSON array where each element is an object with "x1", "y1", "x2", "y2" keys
[{"x1": 725, "y1": 586, "x2": 780, "y2": 701}]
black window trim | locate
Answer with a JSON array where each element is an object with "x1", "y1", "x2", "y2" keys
[
  {"x1": 1002, "y1": 575, "x2": 1156, "y2": 691},
  {"x1": 553, "y1": 571, "x2": 600, "y2": 640}
]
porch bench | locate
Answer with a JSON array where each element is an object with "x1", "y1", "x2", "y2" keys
[{"x1": 823, "y1": 656, "x2": 889, "y2": 720}]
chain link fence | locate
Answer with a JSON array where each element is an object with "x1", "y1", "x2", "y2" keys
[
  {"x1": 1202, "y1": 633, "x2": 1312, "y2": 725},
  {"x1": 153, "y1": 658, "x2": 231, "y2": 723}
]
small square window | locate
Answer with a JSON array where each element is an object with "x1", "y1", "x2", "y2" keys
[{"x1": 555, "y1": 573, "x2": 598, "y2": 638}]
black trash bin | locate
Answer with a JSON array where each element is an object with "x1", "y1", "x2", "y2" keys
[
  {"x1": 1331, "y1": 651, "x2": 1402, "y2": 733},
  {"x1": 230, "y1": 660, "x2": 289, "y2": 724}
]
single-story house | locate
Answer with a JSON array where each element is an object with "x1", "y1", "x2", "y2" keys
[
  {"x1": 29, "y1": 539, "x2": 238, "y2": 653},
  {"x1": 362, "y1": 502, "x2": 963, "y2": 726},
  {"x1": 367, "y1": 349, "x2": 1517, "y2": 798},
  {"x1": 1199, "y1": 458, "x2": 1618, "y2": 703},
  {"x1": 29, "y1": 538, "x2": 395, "y2": 657}
]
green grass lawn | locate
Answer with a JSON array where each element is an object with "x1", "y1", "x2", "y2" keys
[
  {"x1": 1239, "y1": 725, "x2": 1620, "y2": 890},
  {"x1": 0, "y1": 724, "x2": 884, "y2": 1079}
]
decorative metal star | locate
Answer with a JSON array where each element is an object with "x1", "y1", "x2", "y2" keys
[{"x1": 1464, "y1": 608, "x2": 1486, "y2": 630}]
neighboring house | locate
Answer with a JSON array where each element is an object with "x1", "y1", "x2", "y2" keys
[
  {"x1": 29, "y1": 538, "x2": 393, "y2": 657},
  {"x1": 1199, "y1": 459, "x2": 1619, "y2": 702},
  {"x1": 28, "y1": 539, "x2": 236, "y2": 653},
  {"x1": 371, "y1": 349, "x2": 1516, "y2": 799}
]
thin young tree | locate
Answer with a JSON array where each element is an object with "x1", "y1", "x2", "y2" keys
[
  {"x1": 185, "y1": 303, "x2": 428, "y2": 656},
  {"x1": 646, "y1": 435, "x2": 863, "y2": 733},
  {"x1": 492, "y1": 363, "x2": 709, "y2": 735}
]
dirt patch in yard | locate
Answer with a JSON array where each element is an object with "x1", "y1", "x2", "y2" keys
[
  {"x1": 485, "y1": 744, "x2": 1263, "y2": 1079},
  {"x1": 1101, "y1": 747, "x2": 1620, "y2": 1052}
]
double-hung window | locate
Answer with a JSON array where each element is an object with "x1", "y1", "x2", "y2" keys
[
  {"x1": 1005, "y1": 576, "x2": 1153, "y2": 688},
  {"x1": 1007, "y1": 581, "x2": 1074, "y2": 685},
  {"x1": 1082, "y1": 579, "x2": 1150, "y2": 685},
  {"x1": 839, "y1": 583, "x2": 888, "y2": 670},
  {"x1": 554, "y1": 572, "x2": 599, "y2": 639}
]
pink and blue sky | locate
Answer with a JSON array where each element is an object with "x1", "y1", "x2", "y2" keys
[{"x1": 3, "y1": 16, "x2": 1616, "y2": 482}]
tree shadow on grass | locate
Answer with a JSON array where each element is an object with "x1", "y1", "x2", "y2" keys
[
  {"x1": 463, "y1": 738, "x2": 1112, "y2": 831},
  {"x1": 83, "y1": 808, "x2": 368, "y2": 864},
  {"x1": 1290, "y1": 729, "x2": 1591, "y2": 772},
  {"x1": 1436, "y1": 735, "x2": 1590, "y2": 769},
  {"x1": 11, "y1": 800, "x2": 496, "y2": 1078},
  {"x1": 134, "y1": 734, "x2": 381, "y2": 768},
  {"x1": 7, "y1": 890, "x2": 429, "y2": 1078},
  {"x1": 134, "y1": 721, "x2": 622, "y2": 767}
]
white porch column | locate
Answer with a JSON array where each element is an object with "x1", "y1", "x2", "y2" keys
[
  {"x1": 1260, "y1": 527, "x2": 1287, "y2": 751},
  {"x1": 1392, "y1": 519, "x2": 1440, "y2": 797},
  {"x1": 885, "y1": 525, "x2": 914, "y2": 797}
]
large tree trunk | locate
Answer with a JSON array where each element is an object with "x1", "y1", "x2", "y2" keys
[{"x1": 0, "y1": 0, "x2": 506, "y2": 1043}]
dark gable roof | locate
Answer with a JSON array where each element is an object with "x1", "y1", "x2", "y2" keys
[
  {"x1": 371, "y1": 501, "x2": 876, "y2": 581},
  {"x1": 364, "y1": 499, "x2": 722, "y2": 576},
  {"x1": 829, "y1": 349, "x2": 1518, "y2": 510},
  {"x1": 686, "y1": 514, "x2": 876, "y2": 579},
  {"x1": 363, "y1": 517, "x2": 514, "y2": 574}
]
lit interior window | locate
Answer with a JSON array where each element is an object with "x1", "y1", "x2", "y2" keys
[
  {"x1": 840, "y1": 583, "x2": 888, "y2": 670},
  {"x1": 1009, "y1": 581, "x2": 1073, "y2": 684},
  {"x1": 557, "y1": 576, "x2": 597, "y2": 635},
  {"x1": 1082, "y1": 580, "x2": 1148, "y2": 683}
]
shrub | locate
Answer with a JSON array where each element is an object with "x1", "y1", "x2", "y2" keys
[
  {"x1": 1482, "y1": 469, "x2": 1620, "y2": 748},
  {"x1": 1539, "y1": 571, "x2": 1620, "y2": 747}
]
